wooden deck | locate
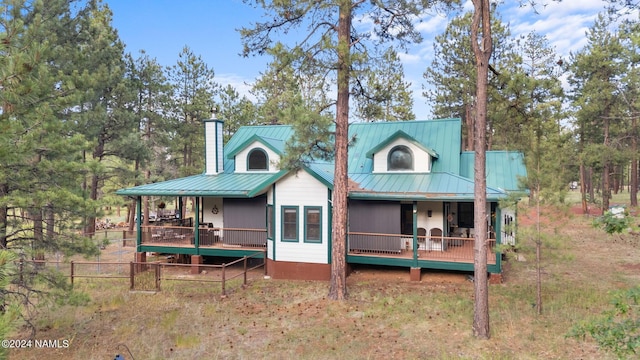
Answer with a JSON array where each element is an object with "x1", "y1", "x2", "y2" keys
[
  {"x1": 349, "y1": 240, "x2": 497, "y2": 265},
  {"x1": 136, "y1": 226, "x2": 499, "y2": 271}
]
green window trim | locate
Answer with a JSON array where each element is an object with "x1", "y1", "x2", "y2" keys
[
  {"x1": 247, "y1": 148, "x2": 269, "y2": 171},
  {"x1": 281, "y1": 206, "x2": 299, "y2": 242},
  {"x1": 267, "y1": 204, "x2": 274, "y2": 240},
  {"x1": 304, "y1": 206, "x2": 322, "y2": 244}
]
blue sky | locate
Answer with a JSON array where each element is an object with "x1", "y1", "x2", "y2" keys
[{"x1": 105, "y1": 0, "x2": 623, "y2": 118}]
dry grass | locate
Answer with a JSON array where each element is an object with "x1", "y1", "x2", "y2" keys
[{"x1": 9, "y1": 204, "x2": 640, "y2": 359}]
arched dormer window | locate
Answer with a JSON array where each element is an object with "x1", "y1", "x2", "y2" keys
[
  {"x1": 247, "y1": 148, "x2": 268, "y2": 170},
  {"x1": 387, "y1": 145, "x2": 413, "y2": 171}
]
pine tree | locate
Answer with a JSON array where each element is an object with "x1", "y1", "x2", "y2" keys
[
  {"x1": 423, "y1": 9, "x2": 514, "y2": 150},
  {"x1": 569, "y1": 14, "x2": 625, "y2": 213},
  {"x1": 471, "y1": 0, "x2": 491, "y2": 340},
  {"x1": 219, "y1": 84, "x2": 258, "y2": 140},
  {"x1": 165, "y1": 46, "x2": 218, "y2": 216},
  {"x1": 354, "y1": 47, "x2": 415, "y2": 122},
  {"x1": 241, "y1": 0, "x2": 455, "y2": 300},
  {"x1": 69, "y1": 1, "x2": 139, "y2": 235},
  {"x1": 124, "y1": 50, "x2": 172, "y2": 227}
]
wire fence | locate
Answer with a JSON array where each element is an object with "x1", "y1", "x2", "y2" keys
[{"x1": 15, "y1": 252, "x2": 265, "y2": 298}]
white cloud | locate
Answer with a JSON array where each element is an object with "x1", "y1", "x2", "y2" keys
[{"x1": 216, "y1": 73, "x2": 256, "y2": 102}]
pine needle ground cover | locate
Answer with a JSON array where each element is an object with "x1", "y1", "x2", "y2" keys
[{"x1": 10, "y1": 204, "x2": 639, "y2": 360}]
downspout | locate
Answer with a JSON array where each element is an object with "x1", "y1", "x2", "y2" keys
[{"x1": 272, "y1": 183, "x2": 277, "y2": 261}]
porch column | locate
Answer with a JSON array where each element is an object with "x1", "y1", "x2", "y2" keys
[
  {"x1": 136, "y1": 196, "x2": 142, "y2": 253},
  {"x1": 412, "y1": 201, "x2": 418, "y2": 265},
  {"x1": 191, "y1": 255, "x2": 203, "y2": 274},
  {"x1": 194, "y1": 197, "x2": 200, "y2": 254}
]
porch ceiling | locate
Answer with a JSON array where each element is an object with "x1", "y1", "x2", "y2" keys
[{"x1": 115, "y1": 171, "x2": 287, "y2": 197}]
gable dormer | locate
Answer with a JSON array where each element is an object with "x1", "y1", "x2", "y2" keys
[
  {"x1": 226, "y1": 134, "x2": 283, "y2": 173},
  {"x1": 366, "y1": 130, "x2": 438, "y2": 173}
]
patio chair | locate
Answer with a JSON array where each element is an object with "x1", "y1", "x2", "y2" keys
[
  {"x1": 429, "y1": 228, "x2": 446, "y2": 251},
  {"x1": 417, "y1": 227, "x2": 427, "y2": 250}
]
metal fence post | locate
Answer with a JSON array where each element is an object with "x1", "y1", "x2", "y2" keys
[
  {"x1": 243, "y1": 256, "x2": 248, "y2": 287},
  {"x1": 155, "y1": 264, "x2": 160, "y2": 292},
  {"x1": 221, "y1": 263, "x2": 226, "y2": 297},
  {"x1": 130, "y1": 262, "x2": 134, "y2": 290},
  {"x1": 70, "y1": 261, "x2": 74, "y2": 286}
]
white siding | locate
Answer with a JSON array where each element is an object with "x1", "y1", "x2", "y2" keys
[
  {"x1": 202, "y1": 197, "x2": 224, "y2": 227},
  {"x1": 234, "y1": 142, "x2": 280, "y2": 173},
  {"x1": 204, "y1": 120, "x2": 223, "y2": 175},
  {"x1": 273, "y1": 171, "x2": 329, "y2": 264},
  {"x1": 372, "y1": 139, "x2": 431, "y2": 173},
  {"x1": 416, "y1": 201, "x2": 444, "y2": 233}
]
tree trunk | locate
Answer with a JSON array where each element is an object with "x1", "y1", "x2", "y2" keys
[
  {"x1": 33, "y1": 208, "x2": 44, "y2": 261},
  {"x1": 328, "y1": 0, "x2": 351, "y2": 301},
  {"x1": 580, "y1": 164, "x2": 588, "y2": 214},
  {"x1": 602, "y1": 114, "x2": 611, "y2": 212},
  {"x1": 45, "y1": 204, "x2": 55, "y2": 243},
  {"x1": 471, "y1": 0, "x2": 491, "y2": 339},
  {"x1": 127, "y1": 199, "x2": 136, "y2": 232},
  {"x1": 0, "y1": 184, "x2": 7, "y2": 249},
  {"x1": 465, "y1": 103, "x2": 474, "y2": 151},
  {"x1": 631, "y1": 117, "x2": 637, "y2": 206}
]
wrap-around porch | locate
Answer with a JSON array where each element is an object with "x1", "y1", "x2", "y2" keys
[{"x1": 136, "y1": 224, "x2": 499, "y2": 272}]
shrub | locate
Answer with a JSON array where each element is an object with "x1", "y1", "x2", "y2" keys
[
  {"x1": 569, "y1": 286, "x2": 640, "y2": 358},
  {"x1": 592, "y1": 207, "x2": 630, "y2": 235}
]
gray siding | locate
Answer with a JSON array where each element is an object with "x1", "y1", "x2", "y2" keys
[
  {"x1": 222, "y1": 196, "x2": 267, "y2": 247},
  {"x1": 223, "y1": 196, "x2": 266, "y2": 229},
  {"x1": 348, "y1": 200, "x2": 400, "y2": 234}
]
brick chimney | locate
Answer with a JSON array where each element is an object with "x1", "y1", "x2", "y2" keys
[{"x1": 204, "y1": 109, "x2": 224, "y2": 175}]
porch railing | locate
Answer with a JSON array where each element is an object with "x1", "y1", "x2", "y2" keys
[
  {"x1": 140, "y1": 226, "x2": 267, "y2": 248},
  {"x1": 348, "y1": 231, "x2": 497, "y2": 263}
]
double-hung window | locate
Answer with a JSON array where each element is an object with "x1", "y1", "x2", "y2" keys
[
  {"x1": 304, "y1": 207, "x2": 322, "y2": 243},
  {"x1": 282, "y1": 206, "x2": 298, "y2": 242}
]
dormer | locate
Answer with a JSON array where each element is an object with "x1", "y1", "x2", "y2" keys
[
  {"x1": 366, "y1": 130, "x2": 438, "y2": 173},
  {"x1": 226, "y1": 134, "x2": 283, "y2": 173}
]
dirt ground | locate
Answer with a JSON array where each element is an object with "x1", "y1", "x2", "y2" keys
[{"x1": 10, "y1": 201, "x2": 640, "y2": 360}]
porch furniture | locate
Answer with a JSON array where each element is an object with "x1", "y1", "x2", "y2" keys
[
  {"x1": 198, "y1": 227, "x2": 220, "y2": 246},
  {"x1": 417, "y1": 227, "x2": 427, "y2": 250},
  {"x1": 428, "y1": 228, "x2": 447, "y2": 251}
]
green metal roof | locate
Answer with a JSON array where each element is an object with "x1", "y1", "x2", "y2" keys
[
  {"x1": 365, "y1": 130, "x2": 439, "y2": 159},
  {"x1": 117, "y1": 119, "x2": 524, "y2": 200},
  {"x1": 348, "y1": 172, "x2": 507, "y2": 201},
  {"x1": 223, "y1": 125, "x2": 293, "y2": 172},
  {"x1": 459, "y1": 151, "x2": 527, "y2": 192},
  {"x1": 225, "y1": 134, "x2": 286, "y2": 158},
  {"x1": 348, "y1": 119, "x2": 461, "y2": 174},
  {"x1": 115, "y1": 171, "x2": 287, "y2": 197}
]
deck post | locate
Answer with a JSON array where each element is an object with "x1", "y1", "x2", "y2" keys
[
  {"x1": 135, "y1": 251, "x2": 147, "y2": 273},
  {"x1": 190, "y1": 255, "x2": 202, "y2": 274},
  {"x1": 410, "y1": 267, "x2": 421, "y2": 281},
  {"x1": 489, "y1": 272, "x2": 503, "y2": 284}
]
